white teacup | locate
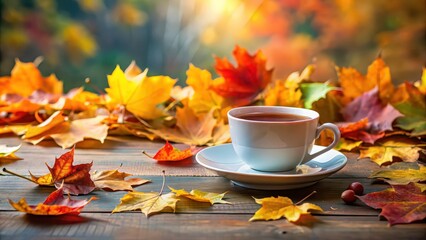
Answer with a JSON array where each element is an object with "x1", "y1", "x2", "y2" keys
[{"x1": 228, "y1": 106, "x2": 340, "y2": 172}]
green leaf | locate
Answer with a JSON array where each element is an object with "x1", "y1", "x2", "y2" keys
[
  {"x1": 300, "y1": 83, "x2": 337, "y2": 109},
  {"x1": 394, "y1": 102, "x2": 426, "y2": 136}
]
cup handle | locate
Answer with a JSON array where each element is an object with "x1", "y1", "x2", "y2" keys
[{"x1": 301, "y1": 123, "x2": 341, "y2": 164}]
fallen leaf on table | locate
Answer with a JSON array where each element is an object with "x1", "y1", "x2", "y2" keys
[
  {"x1": 149, "y1": 100, "x2": 222, "y2": 146},
  {"x1": 91, "y1": 169, "x2": 150, "y2": 191},
  {"x1": 392, "y1": 82, "x2": 426, "y2": 137},
  {"x1": 335, "y1": 139, "x2": 363, "y2": 151},
  {"x1": 211, "y1": 45, "x2": 273, "y2": 106},
  {"x1": 249, "y1": 192, "x2": 322, "y2": 224},
  {"x1": 357, "y1": 183, "x2": 426, "y2": 226},
  {"x1": 144, "y1": 141, "x2": 194, "y2": 161},
  {"x1": 369, "y1": 162, "x2": 426, "y2": 185},
  {"x1": 23, "y1": 147, "x2": 96, "y2": 194},
  {"x1": 359, "y1": 137, "x2": 426, "y2": 166},
  {"x1": 169, "y1": 187, "x2": 230, "y2": 205},
  {"x1": 0, "y1": 98, "x2": 42, "y2": 113},
  {"x1": 8, "y1": 185, "x2": 95, "y2": 215},
  {"x1": 23, "y1": 111, "x2": 108, "y2": 148},
  {"x1": 112, "y1": 192, "x2": 178, "y2": 217},
  {"x1": 0, "y1": 144, "x2": 21, "y2": 160},
  {"x1": 105, "y1": 62, "x2": 176, "y2": 120}
]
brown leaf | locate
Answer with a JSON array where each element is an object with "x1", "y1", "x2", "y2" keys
[{"x1": 91, "y1": 169, "x2": 150, "y2": 191}]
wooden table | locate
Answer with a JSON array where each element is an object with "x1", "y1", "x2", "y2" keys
[{"x1": 1, "y1": 136, "x2": 425, "y2": 240}]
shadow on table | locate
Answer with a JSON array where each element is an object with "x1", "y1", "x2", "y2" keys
[{"x1": 23, "y1": 214, "x2": 108, "y2": 226}]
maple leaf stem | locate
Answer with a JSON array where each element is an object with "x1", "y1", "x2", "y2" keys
[
  {"x1": 164, "y1": 99, "x2": 180, "y2": 112},
  {"x1": 295, "y1": 191, "x2": 317, "y2": 205},
  {"x1": 133, "y1": 114, "x2": 152, "y2": 128},
  {"x1": 85, "y1": 78, "x2": 105, "y2": 95},
  {"x1": 142, "y1": 151, "x2": 154, "y2": 158},
  {"x1": 159, "y1": 170, "x2": 166, "y2": 195},
  {"x1": 2, "y1": 168, "x2": 37, "y2": 184}
]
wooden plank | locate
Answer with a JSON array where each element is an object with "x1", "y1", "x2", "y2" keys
[
  {"x1": 0, "y1": 136, "x2": 380, "y2": 177},
  {"x1": 0, "y1": 176, "x2": 388, "y2": 216},
  {"x1": 0, "y1": 212, "x2": 424, "y2": 240}
]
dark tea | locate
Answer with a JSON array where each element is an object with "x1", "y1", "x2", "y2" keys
[{"x1": 237, "y1": 112, "x2": 310, "y2": 122}]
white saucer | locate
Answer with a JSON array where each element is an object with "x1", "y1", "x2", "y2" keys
[{"x1": 196, "y1": 144, "x2": 347, "y2": 190}]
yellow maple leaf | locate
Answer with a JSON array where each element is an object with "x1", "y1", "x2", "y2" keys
[
  {"x1": 169, "y1": 187, "x2": 230, "y2": 205},
  {"x1": 359, "y1": 138, "x2": 426, "y2": 166},
  {"x1": 249, "y1": 195, "x2": 323, "y2": 223},
  {"x1": 0, "y1": 144, "x2": 21, "y2": 160},
  {"x1": 91, "y1": 169, "x2": 150, "y2": 191},
  {"x1": 186, "y1": 64, "x2": 223, "y2": 114},
  {"x1": 29, "y1": 172, "x2": 54, "y2": 186},
  {"x1": 264, "y1": 65, "x2": 314, "y2": 107},
  {"x1": 112, "y1": 192, "x2": 178, "y2": 217},
  {"x1": 105, "y1": 62, "x2": 176, "y2": 120}
]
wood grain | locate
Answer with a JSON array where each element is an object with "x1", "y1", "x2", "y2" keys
[{"x1": 1, "y1": 212, "x2": 424, "y2": 240}]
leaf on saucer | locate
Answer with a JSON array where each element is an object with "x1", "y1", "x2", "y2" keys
[
  {"x1": 249, "y1": 192, "x2": 323, "y2": 224},
  {"x1": 169, "y1": 187, "x2": 231, "y2": 205},
  {"x1": 296, "y1": 165, "x2": 321, "y2": 174}
]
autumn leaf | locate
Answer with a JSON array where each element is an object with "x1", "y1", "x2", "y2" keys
[
  {"x1": 369, "y1": 162, "x2": 426, "y2": 185},
  {"x1": 48, "y1": 87, "x2": 99, "y2": 111},
  {"x1": 186, "y1": 64, "x2": 224, "y2": 114},
  {"x1": 0, "y1": 144, "x2": 21, "y2": 160},
  {"x1": 264, "y1": 65, "x2": 314, "y2": 108},
  {"x1": 338, "y1": 56, "x2": 393, "y2": 104},
  {"x1": 392, "y1": 82, "x2": 426, "y2": 136},
  {"x1": 91, "y1": 169, "x2": 150, "y2": 191},
  {"x1": 357, "y1": 183, "x2": 426, "y2": 225},
  {"x1": 335, "y1": 139, "x2": 363, "y2": 151},
  {"x1": 300, "y1": 82, "x2": 337, "y2": 109},
  {"x1": 8, "y1": 185, "x2": 95, "y2": 215},
  {"x1": 29, "y1": 172, "x2": 54, "y2": 186},
  {"x1": 149, "y1": 100, "x2": 225, "y2": 146},
  {"x1": 105, "y1": 62, "x2": 176, "y2": 119},
  {"x1": 211, "y1": 45, "x2": 273, "y2": 106},
  {"x1": 23, "y1": 111, "x2": 108, "y2": 148},
  {"x1": 0, "y1": 98, "x2": 42, "y2": 113},
  {"x1": 340, "y1": 87, "x2": 402, "y2": 144},
  {"x1": 169, "y1": 187, "x2": 230, "y2": 205},
  {"x1": 112, "y1": 171, "x2": 178, "y2": 217},
  {"x1": 359, "y1": 137, "x2": 426, "y2": 165},
  {"x1": 143, "y1": 141, "x2": 194, "y2": 162},
  {"x1": 249, "y1": 192, "x2": 322, "y2": 224},
  {"x1": 2, "y1": 59, "x2": 63, "y2": 97}
]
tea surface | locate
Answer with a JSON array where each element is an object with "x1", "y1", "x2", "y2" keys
[{"x1": 237, "y1": 113, "x2": 310, "y2": 122}]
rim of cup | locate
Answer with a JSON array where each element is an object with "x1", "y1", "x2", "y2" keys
[{"x1": 227, "y1": 106, "x2": 319, "y2": 124}]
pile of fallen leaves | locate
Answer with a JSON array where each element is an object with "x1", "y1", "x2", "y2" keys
[
  {"x1": 1, "y1": 46, "x2": 424, "y2": 165},
  {"x1": 1, "y1": 46, "x2": 425, "y2": 225}
]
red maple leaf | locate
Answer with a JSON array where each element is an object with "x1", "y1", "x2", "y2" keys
[
  {"x1": 211, "y1": 45, "x2": 273, "y2": 106},
  {"x1": 47, "y1": 146, "x2": 95, "y2": 195},
  {"x1": 357, "y1": 183, "x2": 426, "y2": 225},
  {"x1": 9, "y1": 185, "x2": 95, "y2": 215}
]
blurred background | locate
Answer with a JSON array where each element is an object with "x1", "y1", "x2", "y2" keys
[{"x1": 1, "y1": 0, "x2": 425, "y2": 91}]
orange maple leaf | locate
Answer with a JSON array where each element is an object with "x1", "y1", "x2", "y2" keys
[
  {"x1": 145, "y1": 141, "x2": 195, "y2": 161},
  {"x1": 2, "y1": 59, "x2": 63, "y2": 97},
  {"x1": 211, "y1": 46, "x2": 273, "y2": 106},
  {"x1": 338, "y1": 56, "x2": 393, "y2": 105}
]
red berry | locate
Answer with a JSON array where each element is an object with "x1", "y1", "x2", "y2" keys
[
  {"x1": 348, "y1": 182, "x2": 364, "y2": 195},
  {"x1": 341, "y1": 189, "x2": 356, "y2": 204}
]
